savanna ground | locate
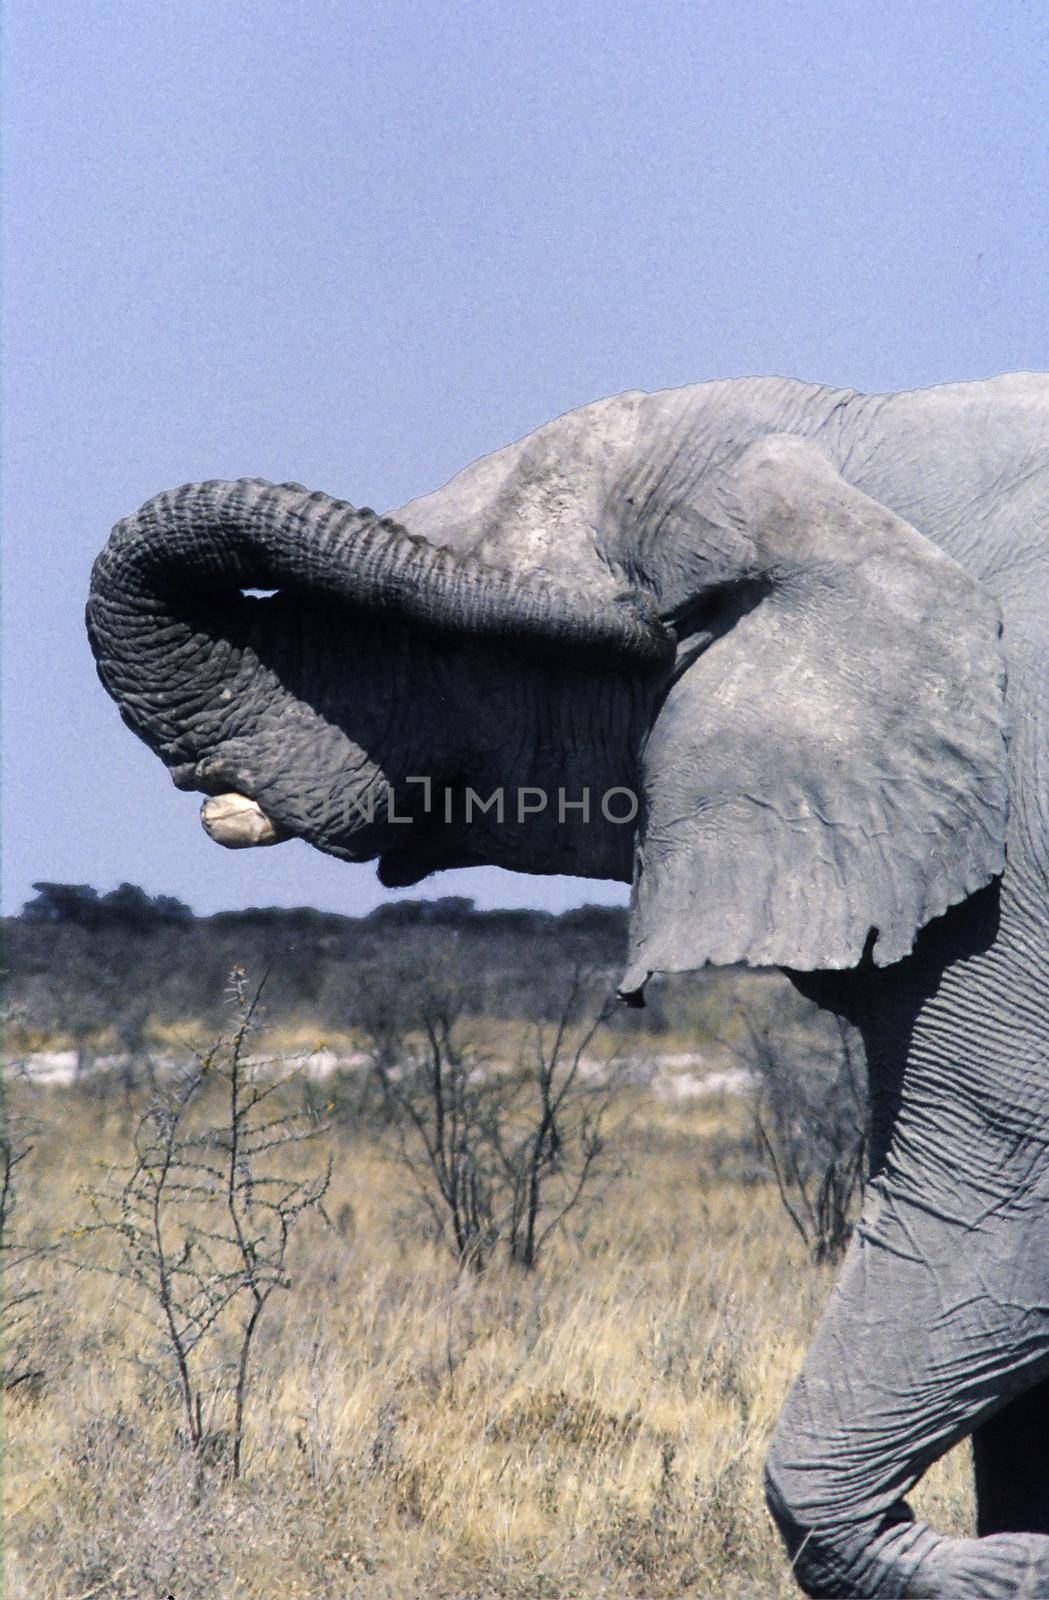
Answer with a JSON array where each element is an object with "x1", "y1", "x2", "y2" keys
[{"x1": 3, "y1": 1020, "x2": 973, "y2": 1600}]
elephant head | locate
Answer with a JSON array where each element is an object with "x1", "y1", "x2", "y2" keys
[{"x1": 87, "y1": 388, "x2": 1010, "y2": 997}]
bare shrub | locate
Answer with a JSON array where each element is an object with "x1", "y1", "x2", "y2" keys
[
  {"x1": 0, "y1": 1103, "x2": 52, "y2": 1393},
  {"x1": 358, "y1": 972, "x2": 625, "y2": 1273},
  {"x1": 502, "y1": 978, "x2": 624, "y2": 1270},
  {"x1": 72, "y1": 971, "x2": 331, "y2": 1478},
  {"x1": 739, "y1": 1001, "x2": 868, "y2": 1263}
]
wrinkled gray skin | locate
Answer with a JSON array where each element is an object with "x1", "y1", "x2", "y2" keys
[{"x1": 88, "y1": 374, "x2": 1049, "y2": 1597}]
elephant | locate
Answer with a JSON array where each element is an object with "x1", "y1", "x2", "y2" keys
[{"x1": 87, "y1": 371, "x2": 1049, "y2": 1598}]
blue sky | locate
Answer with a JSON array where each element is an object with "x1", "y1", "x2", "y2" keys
[{"x1": 4, "y1": 0, "x2": 1047, "y2": 916}]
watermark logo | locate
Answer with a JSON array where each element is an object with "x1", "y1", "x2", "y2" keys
[{"x1": 351, "y1": 779, "x2": 639, "y2": 828}]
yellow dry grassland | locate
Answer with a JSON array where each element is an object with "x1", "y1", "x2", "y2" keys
[{"x1": 4, "y1": 1074, "x2": 972, "y2": 1600}]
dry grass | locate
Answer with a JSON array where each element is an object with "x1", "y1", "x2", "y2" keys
[{"x1": 4, "y1": 1074, "x2": 972, "y2": 1600}]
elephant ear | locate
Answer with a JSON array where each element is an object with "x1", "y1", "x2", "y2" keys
[{"x1": 620, "y1": 435, "x2": 1009, "y2": 994}]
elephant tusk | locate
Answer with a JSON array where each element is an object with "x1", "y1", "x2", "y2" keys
[{"x1": 200, "y1": 793, "x2": 288, "y2": 849}]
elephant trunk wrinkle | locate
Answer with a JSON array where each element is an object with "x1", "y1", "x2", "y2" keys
[{"x1": 89, "y1": 477, "x2": 675, "y2": 671}]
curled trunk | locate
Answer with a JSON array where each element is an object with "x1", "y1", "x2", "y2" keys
[{"x1": 87, "y1": 477, "x2": 671, "y2": 858}]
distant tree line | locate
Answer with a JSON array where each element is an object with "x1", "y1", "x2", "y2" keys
[
  {"x1": 23, "y1": 882, "x2": 194, "y2": 929},
  {"x1": 9, "y1": 881, "x2": 734, "y2": 1044}
]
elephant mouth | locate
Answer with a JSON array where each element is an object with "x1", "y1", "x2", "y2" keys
[
  {"x1": 377, "y1": 835, "x2": 474, "y2": 888},
  {"x1": 377, "y1": 849, "x2": 441, "y2": 888},
  {"x1": 375, "y1": 790, "x2": 472, "y2": 886}
]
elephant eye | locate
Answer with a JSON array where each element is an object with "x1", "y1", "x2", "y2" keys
[{"x1": 240, "y1": 587, "x2": 280, "y2": 599}]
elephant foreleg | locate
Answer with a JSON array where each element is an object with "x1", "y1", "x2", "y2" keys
[{"x1": 764, "y1": 1181, "x2": 1049, "y2": 1598}]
